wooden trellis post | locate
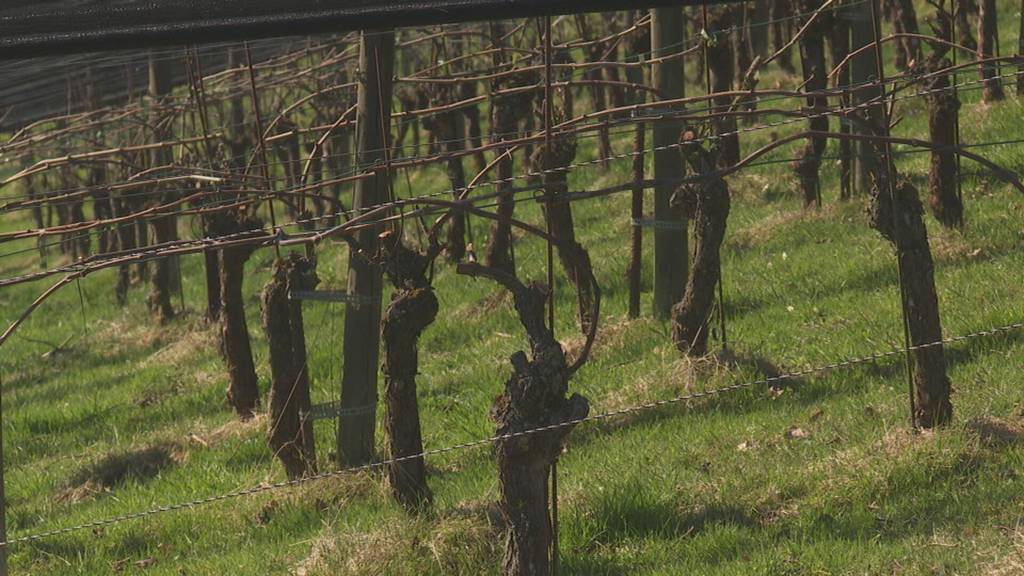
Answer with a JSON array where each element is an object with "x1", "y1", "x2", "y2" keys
[
  {"x1": 650, "y1": 7, "x2": 688, "y2": 320},
  {"x1": 338, "y1": 29, "x2": 395, "y2": 467}
]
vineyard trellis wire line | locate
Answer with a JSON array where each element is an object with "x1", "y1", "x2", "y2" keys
[
  {"x1": 1, "y1": 64, "x2": 1020, "y2": 293},
  {"x1": 0, "y1": 319, "x2": 1020, "y2": 549}
]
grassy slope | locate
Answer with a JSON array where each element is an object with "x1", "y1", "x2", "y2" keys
[{"x1": 3, "y1": 7, "x2": 1024, "y2": 576}]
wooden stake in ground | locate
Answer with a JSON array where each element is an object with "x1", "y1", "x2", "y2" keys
[
  {"x1": 456, "y1": 262, "x2": 589, "y2": 576},
  {"x1": 651, "y1": 7, "x2": 689, "y2": 320},
  {"x1": 146, "y1": 52, "x2": 178, "y2": 324},
  {"x1": 338, "y1": 29, "x2": 395, "y2": 467},
  {"x1": 671, "y1": 133, "x2": 731, "y2": 356},
  {"x1": 378, "y1": 231, "x2": 439, "y2": 511},
  {"x1": 262, "y1": 253, "x2": 318, "y2": 480}
]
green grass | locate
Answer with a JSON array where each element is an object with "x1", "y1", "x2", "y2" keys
[{"x1": 3, "y1": 8, "x2": 1024, "y2": 575}]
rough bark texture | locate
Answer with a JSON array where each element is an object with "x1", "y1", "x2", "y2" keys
[
  {"x1": 378, "y1": 233, "x2": 438, "y2": 511},
  {"x1": 219, "y1": 212, "x2": 263, "y2": 419},
  {"x1": 869, "y1": 178, "x2": 954, "y2": 428},
  {"x1": 707, "y1": 7, "x2": 740, "y2": 167},
  {"x1": 670, "y1": 137, "x2": 731, "y2": 357},
  {"x1": 925, "y1": 58, "x2": 963, "y2": 228},
  {"x1": 261, "y1": 253, "x2": 318, "y2": 480},
  {"x1": 793, "y1": 0, "x2": 829, "y2": 208},
  {"x1": 456, "y1": 263, "x2": 589, "y2": 576},
  {"x1": 531, "y1": 130, "x2": 596, "y2": 334},
  {"x1": 978, "y1": 0, "x2": 1004, "y2": 102}
]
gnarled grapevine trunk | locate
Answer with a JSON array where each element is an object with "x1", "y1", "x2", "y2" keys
[
  {"x1": 456, "y1": 262, "x2": 589, "y2": 576},
  {"x1": 219, "y1": 212, "x2": 263, "y2": 419},
  {"x1": 671, "y1": 137, "x2": 731, "y2": 357},
  {"x1": 379, "y1": 233, "x2": 438, "y2": 511},
  {"x1": 925, "y1": 58, "x2": 963, "y2": 228},
  {"x1": 869, "y1": 178, "x2": 953, "y2": 428},
  {"x1": 793, "y1": 0, "x2": 829, "y2": 208},
  {"x1": 261, "y1": 253, "x2": 318, "y2": 479}
]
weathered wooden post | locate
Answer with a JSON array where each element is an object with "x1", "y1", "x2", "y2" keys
[
  {"x1": 338, "y1": 29, "x2": 395, "y2": 467},
  {"x1": 146, "y1": 52, "x2": 178, "y2": 323},
  {"x1": 650, "y1": 7, "x2": 688, "y2": 320}
]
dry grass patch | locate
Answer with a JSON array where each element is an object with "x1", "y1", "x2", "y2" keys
[
  {"x1": 187, "y1": 412, "x2": 268, "y2": 448},
  {"x1": 140, "y1": 326, "x2": 218, "y2": 368},
  {"x1": 296, "y1": 497, "x2": 503, "y2": 576}
]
